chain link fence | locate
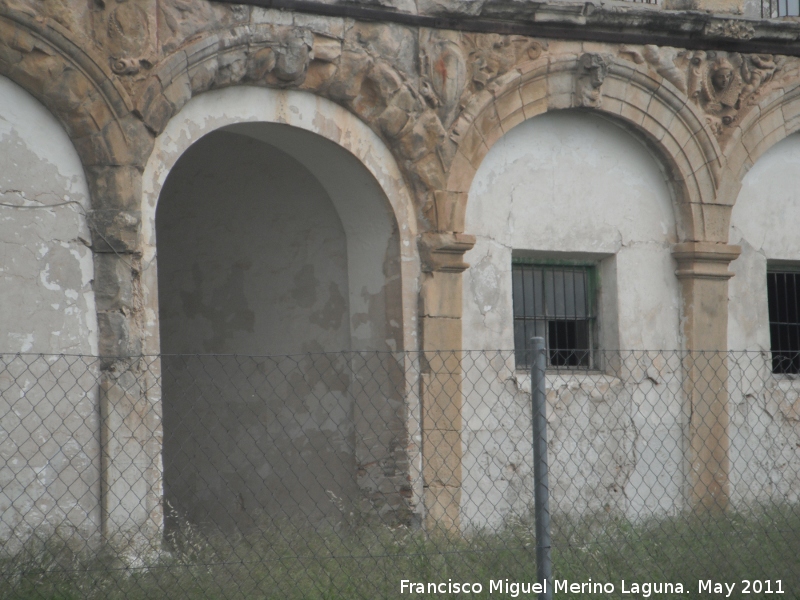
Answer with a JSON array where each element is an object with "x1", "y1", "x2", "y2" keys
[{"x1": 1, "y1": 350, "x2": 798, "y2": 598}]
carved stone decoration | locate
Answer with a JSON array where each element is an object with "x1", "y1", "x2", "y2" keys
[
  {"x1": 111, "y1": 56, "x2": 143, "y2": 75},
  {"x1": 24, "y1": 0, "x2": 89, "y2": 32},
  {"x1": 622, "y1": 44, "x2": 688, "y2": 92},
  {"x1": 91, "y1": 0, "x2": 155, "y2": 78},
  {"x1": 462, "y1": 33, "x2": 542, "y2": 92},
  {"x1": 703, "y1": 56, "x2": 744, "y2": 126},
  {"x1": 246, "y1": 47, "x2": 277, "y2": 82},
  {"x1": 704, "y1": 21, "x2": 756, "y2": 41},
  {"x1": 311, "y1": 35, "x2": 342, "y2": 64},
  {"x1": 157, "y1": 0, "x2": 248, "y2": 54},
  {"x1": 741, "y1": 54, "x2": 777, "y2": 98},
  {"x1": 293, "y1": 23, "x2": 453, "y2": 197},
  {"x1": 239, "y1": 29, "x2": 315, "y2": 87},
  {"x1": 642, "y1": 45, "x2": 687, "y2": 93},
  {"x1": 107, "y1": 1, "x2": 149, "y2": 58},
  {"x1": 686, "y1": 50, "x2": 707, "y2": 104},
  {"x1": 115, "y1": 23, "x2": 560, "y2": 218},
  {"x1": 425, "y1": 36, "x2": 467, "y2": 125},
  {"x1": 686, "y1": 51, "x2": 777, "y2": 131},
  {"x1": 688, "y1": 51, "x2": 742, "y2": 130},
  {"x1": 274, "y1": 30, "x2": 314, "y2": 83},
  {"x1": 575, "y1": 53, "x2": 607, "y2": 108},
  {"x1": 620, "y1": 45, "x2": 778, "y2": 133},
  {"x1": 423, "y1": 31, "x2": 545, "y2": 153}
]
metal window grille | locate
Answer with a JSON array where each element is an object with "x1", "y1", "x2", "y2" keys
[
  {"x1": 767, "y1": 268, "x2": 800, "y2": 374},
  {"x1": 762, "y1": 0, "x2": 800, "y2": 17},
  {"x1": 512, "y1": 262, "x2": 595, "y2": 370}
]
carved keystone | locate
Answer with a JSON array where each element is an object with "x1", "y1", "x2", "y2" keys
[{"x1": 575, "y1": 53, "x2": 607, "y2": 108}]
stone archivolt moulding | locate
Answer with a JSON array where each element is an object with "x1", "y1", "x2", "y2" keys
[
  {"x1": 620, "y1": 44, "x2": 781, "y2": 135},
  {"x1": 446, "y1": 53, "x2": 725, "y2": 242},
  {"x1": 0, "y1": 6, "x2": 793, "y2": 226}
]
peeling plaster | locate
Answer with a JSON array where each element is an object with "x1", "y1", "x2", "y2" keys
[
  {"x1": 729, "y1": 134, "x2": 800, "y2": 352},
  {"x1": 142, "y1": 86, "x2": 420, "y2": 356},
  {"x1": 157, "y1": 131, "x2": 347, "y2": 354},
  {"x1": 461, "y1": 110, "x2": 683, "y2": 526},
  {"x1": 149, "y1": 88, "x2": 421, "y2": 532},
  {"x1": 727, "y1": 133, "x2": 800, "y2": 507},
  {"x1": 0, "y1": 75, "x2": 96, "y2": 355},
  {"x1": 0, "y1": 74, "x2": 99, "y2": 551},
  {"x1": 464, "y1": 110, "x2": 679, "y2": 352}
]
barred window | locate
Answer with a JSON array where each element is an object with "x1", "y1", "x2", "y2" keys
[
  {"x1": 512, "y1": 261, "x2": 596, "y2": 370},
  {"x1": 767, "y1": 268, "x2": 800, "y2": 374},
  {"x1": 762, "y1": 0, "x2": 800, "y2": 17}
]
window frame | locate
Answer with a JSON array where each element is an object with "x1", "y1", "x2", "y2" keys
[
  {"x1": 766, "y1": 263, "x2": 800, "y2": 375},
  {"x1": 512, "y1": 257, "x2": 599, "y2": 371}
]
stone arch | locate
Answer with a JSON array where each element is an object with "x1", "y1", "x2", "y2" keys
[
  {"x1": 721, "y1": 84, "x2": 800, "y2": 208},
  {"x1": 445, "y1": 54, "x2": 741, "y2": 517},
  {"x1": 0, "y1": 10, "x2": 138, "y2": 164},
  {"x1": 460, "y1": 109, "x2": 685, "y2": 527},
  {"x1": 0, "y1": 11, "x2": 163, "y2": 553},
  {"x1": 135, "y1": 25, "x2": 311, "y2": 137},
  {"x1": 0, "y1": 10, "x2": 153, "y2": 224},
  {"x1": 144, "y1": 85, "x2": 421, "y2": 531},
  {"x1": 463, "y1": 109, "x2": 682, "y2": 350},
  {"x1": 446, "y1": 55, "x2": 725, "y2": 243},
  {"x1": 141, "y1": 86, "x2": 420, "y2": 355}
]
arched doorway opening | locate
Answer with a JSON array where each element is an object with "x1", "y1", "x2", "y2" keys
[{"x1": 153, "y1": 117, "x2": 411, "y2": 532}]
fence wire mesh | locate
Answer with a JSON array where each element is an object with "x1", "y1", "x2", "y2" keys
[{"x1": 1, "y1": 350, "x2": 798, "y2": 599}]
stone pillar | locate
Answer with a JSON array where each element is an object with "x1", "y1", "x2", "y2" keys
[
  {"x1": 90, "y1": 166, "x2": 164, "y2": 559},
  {"x1": 418, "y1": 231, "x2": 474, "y2": 531},
  {"x1": 672, "y1": 242, "x2": 741, "y2": 512},
  {"x1": 99, "y1": 361, "x2": 163, "y2": 560}
]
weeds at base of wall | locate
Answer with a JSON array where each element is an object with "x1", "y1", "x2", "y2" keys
[{"x1": 1, "y1": 504, "x2": 798, "y2": 600}]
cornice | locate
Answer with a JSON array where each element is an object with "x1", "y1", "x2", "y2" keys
[{"x1": 212, "y1": 0, "x2": 800, "y2": 57}]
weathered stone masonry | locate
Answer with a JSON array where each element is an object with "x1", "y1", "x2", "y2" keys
[{"x1": 3, "y1": 0, "x2": 800, "y2": 543}]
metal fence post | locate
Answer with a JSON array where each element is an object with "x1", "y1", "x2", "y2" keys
[{"x1": 531, "y1": 337, "x2": 553, "y2": 600}]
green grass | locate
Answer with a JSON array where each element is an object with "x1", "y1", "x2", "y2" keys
[{"x1": 2, "y1": 504, "x2": 798, "y2": 600}]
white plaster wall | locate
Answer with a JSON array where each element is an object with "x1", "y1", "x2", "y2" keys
[
  {"x1": 0, "y1": 76, "x2": 96, "y2": 354},
  {"x1": 0, "y1": 76, "x2": 99, "y2": 553},
  {"x1": 463, "y1": 111, "x2": 679, "y2": 353},
  {"x1": 728, "y1": 134, "x2": 800, "y2": 508},
  {"x1": 157, "y1": 130, "x2": 352, "y2": 355},
  {"x1": 729, "y1": 134, "x2": 800, "y2": 351},
  {"x1": 461, "y1": 111, "x2": 684, "y2": 528}
]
